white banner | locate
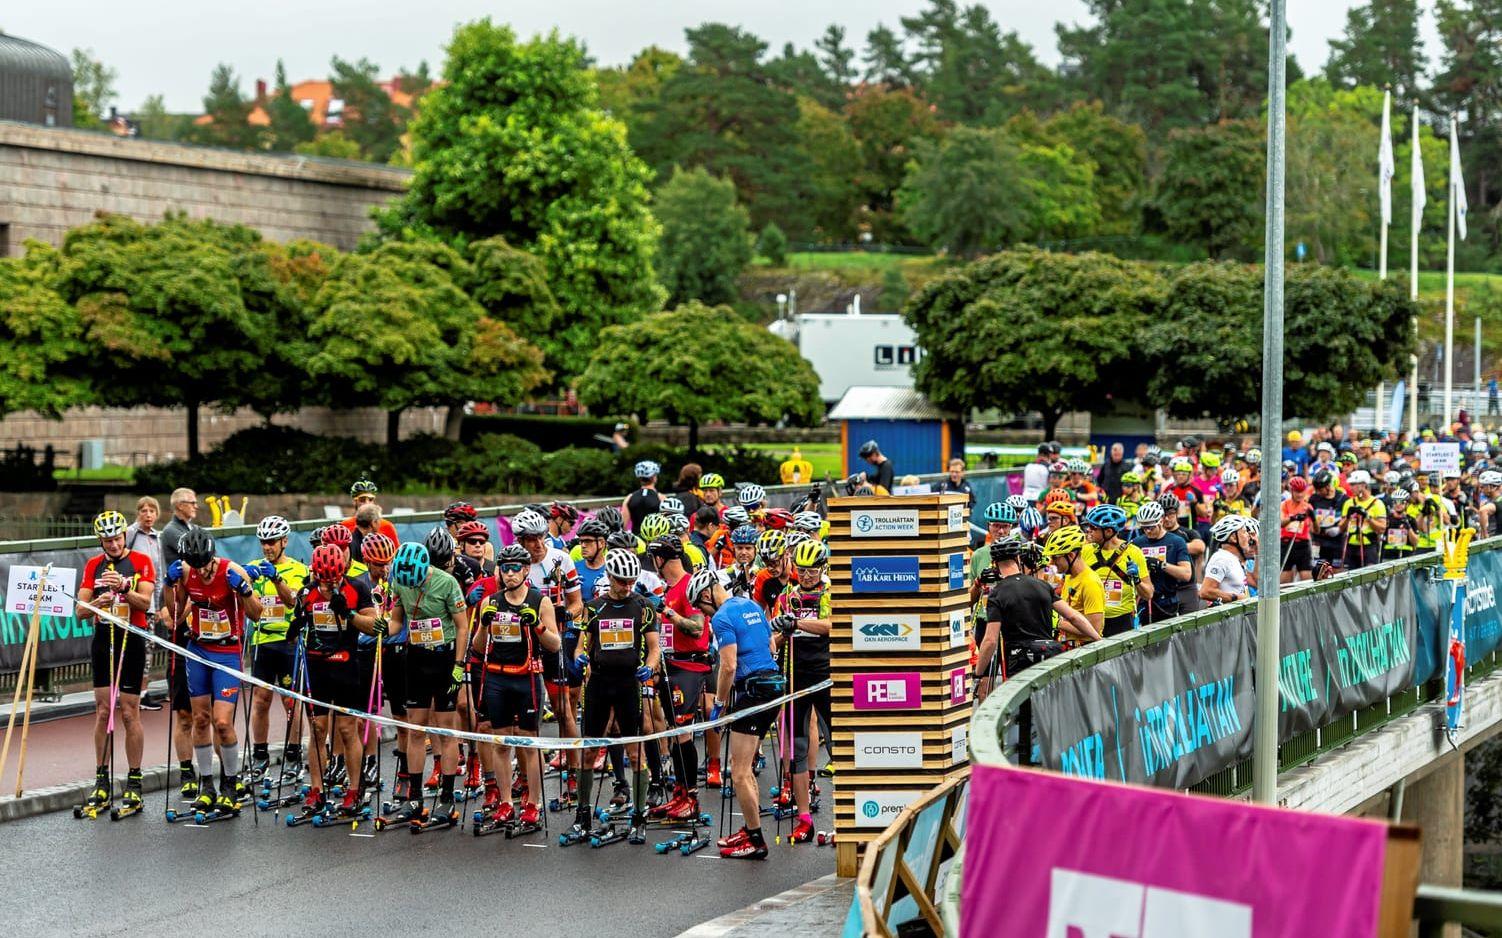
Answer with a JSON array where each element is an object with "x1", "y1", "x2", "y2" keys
[{"x1": 5, "y1": 564, "x2": 77, "y2": 618}]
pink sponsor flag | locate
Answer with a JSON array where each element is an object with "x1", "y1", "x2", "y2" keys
[{"x1": 963, "y1": 764, "x2": 1387, "y2": 938}]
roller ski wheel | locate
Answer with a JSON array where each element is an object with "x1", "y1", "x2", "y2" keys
[
  {"x1": 373, "y1": 800, "x2": 424, "y2": 832},
  {"x1": 164, "y1": 808, "x2": 197, "y2": 824},
  {"x1": 257, "y1": 792, "x2": 303, "y2": 812},
  {"x1": 192, "y1": 807, "x2": 240, "y2": 825},
  {"x1": 547, "y1": 795, "x2": 577, "y2": 814},
  {"x1": 589, "y1": 825, "x2": 627, "y2": 848},
  {"x1": 312, "y1": 803, "x2": 370, "y2": 827},
  {"x1": 504, "y1": 820, "x2": 542, "y2": 840},
  {"x1": 771, "y1": 804, "x2": 800, "y2": 821},
  {"x1": 285, "y1": 801, "x2": 329, "y2": 828},
  {"x1": 411, "y1": 801, "x2": 459, "y2": 834},
  {"x1": 654, "y1": 832, "x2": 692, "y2": 853},
  {"x1": 816, "y1": 830, "x2": 836, "y2": 846},
  {"x1": 110, "y1": 802, "x2": 144, "y2": 821},
  {"x1": 559, "y1": 823, "x2": 593, "y2": 847}
]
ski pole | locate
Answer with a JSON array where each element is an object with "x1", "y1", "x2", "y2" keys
[{"x1": 242, "y1": 629, "x2": 259, "y2": 827}]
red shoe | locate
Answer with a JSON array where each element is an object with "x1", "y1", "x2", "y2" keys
[
  {"x1": 721, "y1": 836, "x2": 768, "y2": 860},
  {"x1": 791, "y1": 817, "x2": 814, "y2": 844},
  {"x1": 481, "y1": 784, "x2": 502, "y2": 812},
  {"x1": 666, "y1": 792, "x2": 701, "y2": 822},
  {"x1": 303, "y1": 787, "x2": 324, "y2": 809},
  {"x1": 518, "y1": 801, "x2": 540, "y2": 826},
  {"x1": 592, "y1": 750, "x2": 607, "y2": 772},
  {"x1": 423, "y1": 764, "x2": 440, "y2": 790},
  {"x1": 465, "y1": 756, "x2": 482, "y2": 791},
  {"x1": 648, "y1": 785, "x2": 684, "y2": 820},
  {"x1": 547, "y1": 751, "x2": 565, "y2": 772},
  {"x1": 490, "y1": 800, "x2": 516, "y2": 825},
  {"x1": 772, "y1": 785, "x2": 794, "y2": 809},
  {"x1": 340, "y1": 788, "x2": 360, "y2": 811},
  {"x1": 705, "y1": 759, "x2": 722, "y2": 788},
  {"x1": 717, "y1": 826, "x2": 750, "y2": 849}
]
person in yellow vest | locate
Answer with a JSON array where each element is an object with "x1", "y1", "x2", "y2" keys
[
  {"x1": 1338, "y1": 470, "x2": 1387, "y2": 570},
  {"x1": 1080, "y1": 505, "x2": 1152, "y2": 638},
  {"x1": 1042, "y1": 525, "x2": 1104, "y2": 643}
]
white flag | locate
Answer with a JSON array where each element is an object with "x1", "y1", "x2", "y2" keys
[
  {"x1": 1412, "y1": 114, "x2": 1427, "y2": 226},
  {"x1": 1451, "y1": 118, "x2": 1468, "y2": 241},
  {"x1": 1379, "y1": 91, "x2": 1395, "y2": 226}
]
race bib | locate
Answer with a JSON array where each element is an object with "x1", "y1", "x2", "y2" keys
[
  {"x1": 1042, "y1": 568, "x2": 1062, "y2": 589},
  {"x1": 1386, "y1": 527, "x2": 1406, "y2": 547},
  {"x1": 411, "y1": 616, "x2": 446, "y2": 647},
  {"x1": 1315, "y1": 509, "x2": 1337, "y2": 528},
  {"x1": 108, "y1": 599, "x2": 131, "y2": 621},
  {"x1": 260, "y1": 599, "x2": 286, "y2": 625},
  {"x1": 196, "y1": 606, "x2": 231, "y2": 640},
  {"x1": 598, "y1": 617, "x2": 634, "y2": 651},
  {"x1": 311, "y1": 602, "x2": 339, "y2": 632},
  {"x1": 1102, "y1": 578, "x2": 1125, "y2": 606},
  {"x1": 1140, "y1": 545, "x2": 1167, "y2": 561},
  {"x1": 488, "y1": 609, "x2": 522, "y2": 643}
]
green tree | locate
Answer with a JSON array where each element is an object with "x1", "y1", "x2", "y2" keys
[
  {"x1": 1285, "y1": 79, "x2": 1383, "y2": 266},
  {"x1": 70, "y1": 48, "x2": 117, "y2": 128},
  {"x1": 134, "y1": 95, "x2": 189, "y2": 141},
  {"x1": 1324, "y1": 0, "x2": 1426, "y2": 103},
  {"x1": 797, "y1": 97, "x2": 863, "y2": 239},
  {"x1": 265, "y1": 59, "x2": 317, "y2": 152},
  {"x1": 897, "y1": 127, "x2": 1100, "y2": 255},
  {"x1": 632, "y1": 24, "x2": 815, "y2": 235},
  {"x1": 576, "y1": 302, "x2": 823, "y2": 452},
  {"x1": 1146, "y1": 262, "x2": 1418, "y2": 419},
  {"x1": 330, "y1": 56, "x2": 408, "y2": 163},
  {"x1": 463, "y1": 237, "x2": 564, "y2": 368},
  {"x1": 596, "y1": 46, "x2": 682, "y2": 117},
  {"x1": 307, "y1": 241, "x2": 547, "y2": 443},
  {"x1": 186, "y1": 64, "x2": 262, "y2": 150},
  {"x1": 756, "y1": 222, "x2": 789, "y2": 266},
  {"x1": 1434, "y1": 1, "x2": 1502, "y2": 217},
  {"x1": 1155, "y1": 119, "x2": 1265, "y2": 259},
  {"x1": 655, "y1": 167, "x2": 753, "y2": 305},
  {"x1": 1012, "y1": 102, "x2": 1148, "y2": 236},
  {"x1": 295, "y1": 132, "x2": 363, "y2": 160},
  {"x1": 846, "y1": 86, "x2": 945, "y2": 242},
  {"x1": 815, "y1": 25, "x2": 858, "y2": 88},
  {"x1": 0, "y1": 245, "x2": 90, "y2": 417},
  {"x1": 377, "y1": 20, "x2": 663, "y2": 377},
  {"x1": 863, "y1": 24, "x2": 916, "y2": 87},
  {"x1": 768, "y1": 43, "x2": 845, "y2": 110},
  {"x1": 900, "y1": 0, "x2": 1058, "y2": 122},
  {"x1": 903, "y1": 248, "x2": 1163, "y2": 439}
]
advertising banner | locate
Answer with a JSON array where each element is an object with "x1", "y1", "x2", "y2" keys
[
  {"x1": 0, "y1": 547, "x2": 97, "y2": 672},
  {"x1": 1031, "y1": 615, "x2": 1254, "y2": 789},
  {"x1": 962, "y1": 764, "x2": 1387, "y2": 938},
  {"x1": 850, "y1": 556, "x2": 921, "y2": 593}
]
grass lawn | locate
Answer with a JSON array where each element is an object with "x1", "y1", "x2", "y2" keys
[{"x1": 53, "y1": 465, "x2": 136, "y2": 483}]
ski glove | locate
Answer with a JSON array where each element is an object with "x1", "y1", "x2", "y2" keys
[
  {"x1": 635, "y1": 665, "x2": 653, "y2": 683},
  {"x1": 226, "y1": 565, "x2": 253, "y2": 597},
  {"x1": 165, "y1": 560, "x2": 185, "y2": 587},
  {"x1": 568, "y1": 654, "x2": 589, "y2": 681}
]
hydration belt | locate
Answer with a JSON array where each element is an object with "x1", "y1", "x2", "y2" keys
[
  {"x1": 736, "y1": 670, "x2": 786, "y2": 700},
  {"x1": 669, "y1": 652, "x2": 712, "y2": 667},
  {"x1": 308, "y1": 649, "x2": 352, "y2": 664},
  {"x1": 485, "y1": 659, "x2": 543, "y2": 676}
]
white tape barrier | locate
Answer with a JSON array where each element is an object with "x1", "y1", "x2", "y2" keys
[{"x1": 76, "y1": 595, "x2": 831, "y2": 751}]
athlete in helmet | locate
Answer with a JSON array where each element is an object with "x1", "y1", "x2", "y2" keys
[
  {"x1": 245, "y1": 515, "x2": 309, "y2": 784},
  {"x1": 753, "y1": 528, "x2": 792, "y2": 612},
  {"x1": 769, "y1": 538, "x2": 834, "y2": 843},
  {"x1": 974, "y1": 535, "x2": 1097, "y2": 703},
  {"x1": 653, "y1": 537, "x2": 717, "y2": 820},
  {"x1": 1042, "y1": 525, "x2": 1104, "y2": 640},
  {"x1": 514, "y1": 508, "x2": 585, "y2": 787},
  {"x1": 1338, "y1": 469, "x2": 1387, "y2": 570},
  {"x1": 344, "y1": 479, "x2": 399, "y2": 545},
  {"x1": 1129, "y1": 501, "x2": 1192, "y2": 623},
  {"x1": 1080, "y1": 504, "x2": 1152, "y2": 637},
  {"x1": 1200, "y1": 515, "x2": 1258, "y2": 604},
  {"x1": 76, "y1": 510, "x2": 157, "y2": 817},
  {"x1": 623, "y1": 461, "x2": 663, "y2": 531}
]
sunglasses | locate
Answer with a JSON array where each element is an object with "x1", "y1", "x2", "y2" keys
[
  {"x1": 463, "y1": 538, "x2": 487, "y2": 546},
  {"x1": 499, "y1": 563, "x2": 527, "y2": 574}
]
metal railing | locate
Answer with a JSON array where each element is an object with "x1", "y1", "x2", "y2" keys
[
  {"x1": 852, "y1": 768, "x2": 970, "y2": 938},
  {"x1": 1414, "y1": 884, "x2": 1502, "y2": 936}
]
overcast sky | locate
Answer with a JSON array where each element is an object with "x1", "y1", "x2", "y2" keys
[{"x1": 1, "y1": 1, "x2": 1442, "y2": 113}]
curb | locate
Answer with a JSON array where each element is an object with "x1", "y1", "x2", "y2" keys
[{"x1": 675, "y1": 874, "x2": 854, "y2": 938}]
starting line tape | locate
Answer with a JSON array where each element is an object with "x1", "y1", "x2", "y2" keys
[{"x1": 75, "y1": 594, "x2": 831, "y2": 750}]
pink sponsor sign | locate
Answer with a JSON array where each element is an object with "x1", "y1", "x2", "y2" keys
[
  {"x1": 949, "y1": 667, "x2": 967, "y2": 705},
  {"x1": 852, "y1": 672, "x2": 922, "y2": 711},
  {"x1": 962, "y1": 764, "x2": 1387, "y2": 938}
]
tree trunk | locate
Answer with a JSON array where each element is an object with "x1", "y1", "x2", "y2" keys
[
  {"x1": 443, "y1": 404, "x2": 465, "y2": 442},
  {"x1": 688, "y1": 418, "x2": 700, "y2": 456},
  {"x1": 387, "y1": 409, "x2": 402, "y2": 448},
  {"x1": 186, "y1": 401, "x2": 200, "y2": 459},
  {"x1": 1041, "y1": 410, "x2": 1059, "y2": 442}
]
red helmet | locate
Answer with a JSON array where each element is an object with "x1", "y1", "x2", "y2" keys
[
  {"x1": 444, "y1": 501, "x2": 477, "y2": 524},
  {"x1": 549, "y1": 501, "x2": 579, "y2": 523},
  {"x1": 455, "y1": 520, "x2": 490, "y2": 543},
  {"x1": 762, "y1": 508, "x2": 795, "y2": 530},
  {"x1": 1288, "y1": 476, "x2": 1310, "y2": 493},
  {"x1": 361, "y1": 533, "x2": 396, "y2": 565},
  {"x1": 322, "y1": 524, "x2": 352, "y2": 548},
  {"x1": 311, "y1": 544, "x2": 347, "y2": 582}
]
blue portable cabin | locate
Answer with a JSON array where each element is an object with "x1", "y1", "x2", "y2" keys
[{"x1": 830, "y1": 386, "x2": 954, "y2": 480}]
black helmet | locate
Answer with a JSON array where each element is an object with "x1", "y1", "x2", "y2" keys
[
  {"x1": 576, "y1": 518, "x2": 609, "y2": 539},
  {"x1": 989, "y1": 534, "x2": 1026, "y2": 562},
  {"x1": 424, "y1": 525, "x2": 455, "y2": 568},
  {"x1": 1156, "y1": 492, "x2": 1180, "y2": 513},
  {"x1": 594, "y1": 506, "x2": 624, "y2": 533},
  {"x1": 646, "y1": 535, "x2": 683, "y2": 560},
  {"x1": 1312, "y1": 470, "x2": 1334, "y2": 489},
  {"x1": 606, "y1": 530, "x2": 637, "y2": 551},
  {"x1": 178, "y1": 528, "x2": 215, "y2": 568},
  {"x1": 858, "y1": 440, "x2": 879, "y2": 458},
  {"x1": 496, "y1": 544, "x2": 530, "y2": 566}
]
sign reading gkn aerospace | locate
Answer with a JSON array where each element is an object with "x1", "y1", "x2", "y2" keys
[{"x1": 851, "y1": 613, "x2": 921, "y2": 651}]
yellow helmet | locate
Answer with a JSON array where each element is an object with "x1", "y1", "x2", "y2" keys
[
  {"x1": 639, "y1": 513, "x2": 672, "y2": 540},
  {"x1": 93, "y1": 510, "x2": 128, "y2": 539},
  {"x1": 757, "y1": 529, "x2": 787, "y2": 561},
  {"x1": 792, "y1": 539, "x2": 829, "y2": 569},
  {"x1": 700, "y1": 472, "x2": 725, "y2": 490},
  {"x1": 1042, "y1": 525, "x2": 1087, "y2": 560},
  {"x1": 1199, "y1": 452, "x2": 1222, "y2": 469}
]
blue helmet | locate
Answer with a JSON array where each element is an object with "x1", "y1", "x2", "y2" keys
[
  {"x1": 1004, "y1": 494, "x2": 1029, "y2": 512},
  {"x1": 983, "y1": 502, "x2": 1017, "y2": 524},
  {"x1": 391, "y1": 542, "x2": 430, "y2": 588},
  {"x1": 1083, "y1": 504, "x2": 1129, "y2": 532},
  {"x1": 1018, "y1": 507, "x2": 1046, "y2": 537},
  {"x1": 730, "y1": 524, "x2": 760, "y2": 545}
]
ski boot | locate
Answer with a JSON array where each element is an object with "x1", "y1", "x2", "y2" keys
[
  {"x1": 279, "y1": 758, "x2": 305, "y2": 786},
  {"x1": 591, "y1": 749, "x2": 608, "y2": 772},
  {"x1": 718, "y1": 826, "x2": 750, "y2": 849},
  {"x1": 648, "y1": 785, "x2": 682, "y2": 821},
  {"x1": 505, "y1": 801, "x2": 543, "y2": 839},
  {"x1": 752, "y1": 751, "x2": 765, "y2": 777},
  {"x1": 720, "y1": 830, "x2": 768, "y2": 860},
  {"x1": 361, "y1": 755, "x2": 380, "y2": 793},
  {"x1": 248, "y1": 750, "x2": 271, "y2": 785},
  {"x1": 73, "y1": 774, "x2": 112, "y2": 819},
  {"x1": 817, "y1": 763, "x2": 836, "y2": 779},
  {"x1": 559, "y1": 807, "x2": 594, "y2": 847},
  {"x1": 315, "y1": 789, "x2": 371, "y2": 827},
  {"x1": 179, "y1": 770, "x2": 199, "y2": 802},
  {"x1": 285, "y1": 789, "x2": 328, "y2": 827},
  {"x1": 645, "y1": 782, "x2": 665, "y2": 814},
  {"x1": 627, "y1": 811, "x2": 646, "y2": 845},
  {"x1": 790, "y1": 816, "x2": 815, "y2": 844},
  {"x1": 373, "y1": 798, "x2": 424, "y2": 832},
  {"x1": 421, "y1": 762, "x2": 441, "y2": 796},
  {"x1": 111, "y1": 772, "x2": 144, "y2": 821},
  {"x1": 704, "y1": 758, "x2": 723, "y2": 789},
  {"x1": 666, "y1": 792, "x2": 710, "y2": 826},
  {"x1": 511, "y1": 768, "x2": 527, "y2": 799},
  {"x1": 227, "y1": 775, "x2": 253, "y2": 808},
  {"x1": 463, "y1": 755, "x2": 483, "y2": 799},
  {"x1": 546, "y1": 750, "x2": 566, "y2": 776},
  {"x1": 194, "y1": 782, "x2": 242, "y2": 824},
  {"x1": 473, "y1": 798, "x2": 515, "y2": 836},
  {"x1": 548, "y1": 775, "x2": 578, "y2": 813},
  {"x1": 597, "y1": 780, "x2": 631, "y2": 820},
  {"x1": 412, "y1": 796, "x2": 459, "y2": 833},
  {"x1": 324, "y1": 757, "x2": 349, "y2": 797}
]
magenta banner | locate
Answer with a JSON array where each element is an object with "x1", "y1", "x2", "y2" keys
[
  {"x1": 851, "y1": 671, "x2": 922, "y2": 711},
  {"x1": 962, "y1": 764, "x2": 1387, "y2": 938}
]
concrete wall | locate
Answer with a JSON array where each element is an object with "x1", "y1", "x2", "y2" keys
[{"x1": 0, "y1": 120, "x2": 409, "y2": 254}]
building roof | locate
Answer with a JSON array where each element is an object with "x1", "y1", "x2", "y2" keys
[
  {"x1": 828, "y1": 386, "x2": 949, "y2": 421},
  {"x1": 0, "y1": 32, "x2": 70, "y2": 80}
]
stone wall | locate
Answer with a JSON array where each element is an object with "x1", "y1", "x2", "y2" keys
[{"x1": 0, "y1": 121, "x2": 409, "y2": 254}]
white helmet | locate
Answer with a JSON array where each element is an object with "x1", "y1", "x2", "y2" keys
[
  {"x1": 659, "y1": 495, "x2": 685, "y2": 516},
  {"x1": 793, "y1": 511, "x2": 823, "y2": 533},
  {"x1": 1383, "y1": 471, "x2": 1401, "y2": 485},
  {"x1": 1472, "y1": 440, "x2": 1491, "y2": 453},
  {"x1": 1347, "y1": 470, "x2": 1373, "y2": 486},
  {"x1": 1210, "y1": 514, "x2": 1257, "y2": 543},
  {"x1": 1481, "y1": 470, "x2": 1502, "y2": 486},
  {"x1": 1135, "y1": 502, "x2": 1164, "y2": 526},
  {"x1": 1220, "y1": 469, "x2": 1240, "y2": 488},
  {"x1": 737, "y1": 483, "x2": 766, "y2": 506},
  {"x1": 634, "y1": 460, "x2": 661, "y2": 479},
  {"x1": 685, "y1": 566, "x2": 718, "y2": 604},
  {"x1": 785, "y1": 530, "x2": 812, "y2": 550},
  {"x1": 256, "y1": 515, "x2": 291, "y2": 541},
  {"x1": 512, "y1": 510, "x2": 548, "y2": 537},
  {"x1": 603, "y1": 548, "x2": 640, "y2": 581}
]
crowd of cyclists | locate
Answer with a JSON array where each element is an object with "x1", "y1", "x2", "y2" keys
[{"x1": 69, "y1": 423, "x2": 1497, "y2": 856}]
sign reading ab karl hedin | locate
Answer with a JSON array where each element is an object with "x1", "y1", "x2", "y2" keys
[
  {"x1": 851, "y1": 509, "x2": 920, "y2": 538},
  {"x1": 851, "y1": 556, "x2": 921, "y2": 593},
  {"x1": 853, "y1": 671, "x2": 923, "y2": 711}
]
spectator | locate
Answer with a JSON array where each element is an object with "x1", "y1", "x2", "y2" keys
[
  {"x1": 1282, "y1": 430, "x2": 1311, "y2": 475},
  {"x1": 690, "y1": 506, "x2": 717, "y2": 554},
  {"x1": 858, "y1": 440, "x2": 895, "y2": 493},
  {"x1": 938, "y1": 458, "x2": 975, "y2": 508},
  {"x1": 160, "y1": 487, "x2": 198, "y2": 572},
  {"x1": 1489, "y1": 377, "x2": 1499, "y2": 417},
  {"x1": 673, "y1": 463, "x2": 704, "y2": 517},
  {"x1": 610, "y1": 422, "x2": 631, "y2": 452},
  {"x1": 1098, "y1": 443, "x2": 1129, "y2": 502},
  {"x1": 125, "y1": 496, "x2": 165, "y2": 710},
  {"x1": 1022, "y1": 443, "x2": 1052, "y2": 501}
]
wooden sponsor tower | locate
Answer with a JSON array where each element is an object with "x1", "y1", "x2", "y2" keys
[{"x1": 826, "y1": 492, "x2": 973, "y2": 876}]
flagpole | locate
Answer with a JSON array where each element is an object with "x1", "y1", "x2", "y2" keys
[
  {"x1": 1377, "y1": 90, "x2": 1392, "y2": 434},
  {"x1": 1445, "y1": 116, "x2": 1458, "y2": 430},
  {"x1": 1410, "y1": 104, "x2": 1422, "y2": 440}
]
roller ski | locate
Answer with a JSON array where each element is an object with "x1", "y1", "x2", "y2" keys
[
  {"x1": 257, "y1": 789, "x2": 306, "y2": 812},
  {"x1": 589, "y1": 823, "x2": 628, "y2": 848},
  {"x1": 547, "y1": 774, "x2": 577, "y2": 813},
  {"x1": 73, "y1": 775, "x2": 113, "y2": 820},
  {"x1": 322, "y1": 757, "x2": 349, "y2": 799},
  {"x1": 373, "y1": 798, "x2": 425, "y2": 832},
  {"x1": 655, "y1": 831, "x2": 694, "y2": 853},
  {"x1": 193, "y1": 787, "x2": 243, "y2": 825},
  {"x1": 503, "y1": 802, "x2": 543, "y2": 839},
  {"x1": 110, "y1": 773, "x2": 145, "y2": 821},
  {"x1": 284, "y1": 791, "x2": 330, "y2": 828},
  {"x1": 560, "y1": 807, "x2": 610, "y2": 847},
  {"x1": 678, "y1": 834, "x2": 711, "y2": 856},
  {"x1": 247, "y1": 751, "x2": 271, "y2": 785},
  {"x1": 594, "y1": 781, "x2": 632, "y2": 821},
  {"x1": 648, "y1": 789, "x2": 710, "y2": 827},
  {"x1": 410, "y1": 797, "x2": 459, "y2": 834},
  {"x1": 816, "y1": 830, "x2": 836, "y2": 846},
  {"x1": 473, "y1": 799, "x2": 515, "y2": 837},
  {"x1": 312, "y1": 791, "x2": 372, "y2": 827}
]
